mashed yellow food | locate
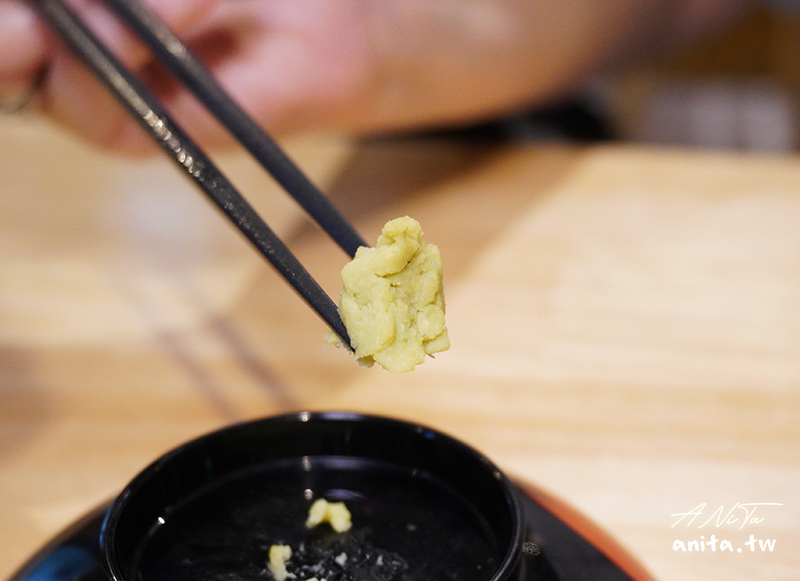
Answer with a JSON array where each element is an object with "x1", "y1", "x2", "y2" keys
[
  {"x1": 332, "y1": 216, "x2": 449, "y2": 372},
  {"x1": 267, "y1": 544, "x2": 292, "y2": 581},
  {"x1": 305, "y1": 498, "x2": 352, "y2": 533}
]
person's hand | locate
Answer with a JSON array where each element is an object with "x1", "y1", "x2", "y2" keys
[
  {"x1": 1, "y1": 0, "x2": 219, "y2": 151},
  {"x1": 1, "y1": 0, "x2": 750, "y2": 155},
  {"x1": 2, "y1": 0, "x2": 568, "y2": 154}
]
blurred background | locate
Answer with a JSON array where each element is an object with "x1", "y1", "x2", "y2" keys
[
  {"x1": 609, "y1": 2, "x2": 800, "y2": 152},
  {"x1": 464, "y1": 2, "x2": 800, "y2": 154}
]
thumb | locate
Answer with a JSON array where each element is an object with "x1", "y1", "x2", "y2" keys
[{"x1": 0, "y1": 0, "x2": 49, "y2": 100}]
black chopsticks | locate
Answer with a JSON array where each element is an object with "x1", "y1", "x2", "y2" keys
[{"x1": 27, "y1": 0, "x2": 364, "y2": 349}]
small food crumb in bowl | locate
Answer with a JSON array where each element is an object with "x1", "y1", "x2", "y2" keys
[
  {"x1": 267, "y1": 544, "x2": 292, "y2": 581},
  {"x1": 305, "y1": 498, "x2": 352, "y2": 533}
]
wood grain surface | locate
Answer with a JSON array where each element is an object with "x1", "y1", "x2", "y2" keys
[{"x1": 1, "y1": 117, "x2": 798, "y2": 580}]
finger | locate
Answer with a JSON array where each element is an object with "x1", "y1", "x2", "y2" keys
[
  {"x1": 0, "y1": 0, "x2": 49, "y2": 99},
  {"x1": 146, "y1": 0, "x2": 374, "y2": 147},
  {"x1": 55, "y1": 0, "x2": 220, "y2": 73},
  {"x1": 37, "y1": 0, "x2": 221, "y2": 153}
]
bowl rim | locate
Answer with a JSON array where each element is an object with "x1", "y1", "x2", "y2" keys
[{"x1": 101, "y1": 410, "x2": 526, "y2": 581}]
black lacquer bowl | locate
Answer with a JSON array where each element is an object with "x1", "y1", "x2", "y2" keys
[{"x1": 9, "y1": 412, "x2": 653, "y2": 581}]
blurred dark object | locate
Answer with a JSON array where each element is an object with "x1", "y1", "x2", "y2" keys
[{"x1": 417, "y1": 97, "x2": 615, "y2": 143}]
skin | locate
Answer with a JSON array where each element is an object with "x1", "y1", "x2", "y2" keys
[{"x1": 0, "y1": 0, "x2": 751, "y2": 154}]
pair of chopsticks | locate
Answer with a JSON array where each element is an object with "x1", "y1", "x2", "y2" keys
[{"x1": 27, "y1": 0, "x2": 366, "y2": 349}]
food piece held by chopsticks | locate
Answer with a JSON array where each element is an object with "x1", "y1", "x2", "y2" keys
[{"x1": 329, "y1": 216, "x2": 449, "y2": 372}]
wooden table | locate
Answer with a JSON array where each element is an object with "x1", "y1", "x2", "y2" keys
[{"x1": 1, "y1": 116, "x2": 798, "y2": 580}]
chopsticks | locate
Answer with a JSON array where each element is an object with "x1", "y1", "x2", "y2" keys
[{"x1": 27, "y1": 0, "x2": 365, "y2": 349}]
